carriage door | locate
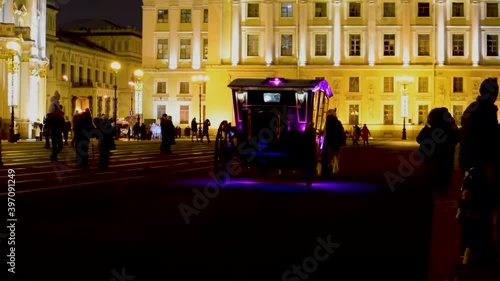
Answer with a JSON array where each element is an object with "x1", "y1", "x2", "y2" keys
[{"x1": 251, "y1": 108, "x2": 285, "y2": 148}]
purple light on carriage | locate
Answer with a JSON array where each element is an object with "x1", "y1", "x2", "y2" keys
[
  {"x1": 269, "y1": 77, "x2": 283, "y2": 86},
  {"x1": 312, "y1": 80, "x2": 333, "y2": 98}
]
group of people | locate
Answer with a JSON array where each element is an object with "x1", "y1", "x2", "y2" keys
[
  {"x1": 190, "y1": 117, "x2": 211, "y2": 143},
  {"x1": 350, "y1": 124, "x2": 371, "y2": 147},
  {"x1": 43, "y1": 91, "x2": 115, "y2": 169},
  {"x1": 416, "y1": 77, "x2": 500, "y2": 267}
]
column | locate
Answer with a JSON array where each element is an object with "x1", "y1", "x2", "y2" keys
[
  {"x1": 231, "y1": 0, "x2": 240, "y2": 66},
  {"x1": 38, "y1": 0, "x2": 46, "y2": 58},
  {"x1": 3, "y1": 0, "x2": 14, "y2": 23},
  {"x1": 299, "y1": 0, "x2": 307, "y2": 66},
  {"x1": 401, "y1": 0, "x2": 411, "y2": 65},
  {"x1": 142, "y1": 4, "x2": 156, "y2": 66},
  {"x1": 470, "y1": 0, "x2": 480, "y2": 66},
  {"x1": 38, "y1": 61, "x2": 48, "y2": 120},
  {"x1": 207, "y1": 1, "x2": 222, "y2": 64},
  {"x1": 169, "y1": 5, "x2": 179, "y2": 69},
  {"x1": 19, "y1": 55, "x2": 30, "y2": 121},
  {"x1": 333, "y1": 0, "x2": 341, "y2": 66},
  {"x1": 28, "y1": 0, "x2": 39, "y2": 47},
  {"x1": 367, "y1": 0, "x2": 376, "y2": 66},
  {"x1": 436, "y1": 0, "x2": 446, "y2": 66},
  {"x1": 192, "y1": 5, "x2": 202, "y2": 69},
  {"x1": 265, "y1": 0, "x2": 274, "y2": 65}
]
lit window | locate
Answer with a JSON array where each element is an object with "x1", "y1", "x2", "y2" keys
[
  {"x1": 452, "y1": 34, "x2": 464, "y2": 56},
  {"x1": 247, "y1": 35, "x2": 259, "y2": 56},
  {"x1": 180, "y1": 39, "x2": 191, "y2": 59},
  {"x1": 487, "y1": 34, "x2": 498, "y2": 56},
  {"x1": 383, "y1": 34, "x2": 395, "y2": 56},
  {"x1": 203, "y1": 9, "x2": 208, "y2": 23},
  {"x1": 180, "y1": 9, "x2": 191, "y2": 23},
  {"x1": 156, "y1": 105, "x2": 166, "y2": 119},
  {"x1": 157, "y1": 82, "x2": 166, "y2": 94},
  {"x1": 418, "y1": 77, "x2": 428, "y2": 93},
  {"x1": 349, "y1": 77, "x2": 359, "y2": 92},
  {"x1": 281, "y1": 34, "x2": 293, "y2": 56},
  {"x1": 315, "y1": 3, "x2": 327, "y2": 17},
  {"x1": 315, "y1": 34, "x2": 327, "y2": 56},
  {"x1": 349, "y1": 2, "x2": 361, "y2": 17},
  {"x1": 453, "y1": 105, "x2": 463, "y2": 126},
  {"x1": 418, "y1": 105, "x2": 429, "y2": 125},
  {"x1": 384, "y1": 77, "x2": 394, "y2": 93},
  {"x1": 349, "y1": 104, "x2": 359, "y2": 125},
  {"x1": 180, "y1": 82, "x2": 190, "y2": 94},
  {"x1": 281, "y1": 3, "x2": 293, "y2": 17},
  {"x1": 418, "y1": 34, "x2": 430, "y2": 56},
  {"x1": 451, "y1": 2, "x2": 464, "y2": 17},
  {"x1": 383, "y1": 105, "x2": 394, "y2": 125},
  {"x1": 157, "y1": 9, "x2": 168, "y2": 23},
  {"x1": 157, "y1": 39, "x2": 169, "y2": 59},
  {"x1": 180, "y1": 105, "x2": 189, "y2": 124},
  {"x1": 349, "y1": 34, "x2": 361, "y2": 56},
  {"x1": 453, "y1": 77, "x2": 463, "y2": 93}
]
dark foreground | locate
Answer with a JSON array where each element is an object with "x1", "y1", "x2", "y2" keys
[{"x1": 1, "y1": 139, "x2": 499, "y2": 281}]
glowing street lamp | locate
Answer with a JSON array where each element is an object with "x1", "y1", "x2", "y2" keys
[
  {"x1": 191, "y1": 75, "x2": 209, "y2": 138},
  {"x1": 111, "y1": 61, "x2": 121, "y2": 140},
  {"x1": 395, "y1": 75, "x2": 414, "y2": 140},
  {"x1": 6, "y1": 41, "x2": 20, "y2": 143},
  {"x1": 134, "y1": 69, "x2": 143, "y2": 125}
]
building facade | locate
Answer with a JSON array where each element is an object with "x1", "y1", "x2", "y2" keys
[
  {"x1": 46, "y1": 5, "x2": 142, "y2": 128},
  {"x1": 0, "y1": 0, "x2": 48, "y2": 139},
  {"x1": 142, "y1": 0, "x2": 500, "y2": 137}
]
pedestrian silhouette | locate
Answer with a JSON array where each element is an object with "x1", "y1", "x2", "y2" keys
[{"x1": 360, "y1": 124, "x2": 371, "y2": 147}]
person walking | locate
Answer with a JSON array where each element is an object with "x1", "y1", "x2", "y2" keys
[
  {"x1": 160, "y1": 114, "x2": 175, "y2": 154},
  {"x1": 321, "y1": 108, "x2": 346, "y2": 176},
  {"x1": 62, "y1": 116, "x2": 71, "y2": 145},
  {"x1": 201, "y1": 119, "x2": 211, "y2": 143},
  {"x1": 42, "y1": 117, "x2": 50, "y2": 149},
  {"x1": 191, "y1": 117, "x2": 198, "y2": 142},
  {"x1": 47, "y1": 92, "x2": 65, "y2": 162},
  {"x1": 96, "y1": 115, "x2": 114, "y2": 169},
  {"x1": 458, "y1": 77, "x2": 500, "y2": 266},
  {"x1": 74, "y1": 108, "x2": 94, "y2": 168},
  {"x1": 360, "y1": 124, "x2": 371, "y2": 147},
  {"x1": 352, "y1": 125, "x2": 360, "y2": 147}
]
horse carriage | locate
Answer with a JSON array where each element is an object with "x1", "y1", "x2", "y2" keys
[{"x1": 214, "y1": 77, "x2": 333, "y2": 187}]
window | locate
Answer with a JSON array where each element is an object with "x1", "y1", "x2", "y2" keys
[
  {"x1": 95, "y1": 70, "x2": 99, "y2": 82},
  {"x1": 248, "y1": 3, "x2": 259, "y2": 17},
  {"x1": 157, "y1": 105, "x2": 166, "y2": 119},
  {"x1": 349, "y1": 2, "x2": 361, "y2": 17},
  {"x1": 349, "y1": 77, "x2": 359, "y2": 92},
  {"x1": 418, "y1": 34, "x2": 430, "y2": 56},
  {"x1": 349, "y1": 104, "x2": 359, "y2": 125},
  {"x1": 203, "y1": 38, "x2": 208, "y2": 60},
  {"x1": 247, "y1": 35, "x2": 259, "y2": 56},
  {"x1": 383, "y1": 105, "x2": 394, "y2": 125},
  {"x1": 349, "y1": 34, "x2": 361, "y2": 56},
  {"x1": 315, "y1": 3, "x2": 327, "y2": 17},
  {"x1": 418, "y1": 105, "x2": 429, "y2": 125},
  {"x1": 486, "y1": 3, "x2": 499, "y2": 17},
  {"x1": 157, "y1": 9, "x2": 168, "y2": 23},
  {"x1": 61, "y1": 64, "x2": 66, "y2": 77},
  {"x1": 315, "y1": 34, "x2": 327, "y2": 56},
  {"x1": 418, "y1": 77, "x2": 429, "y2": 93},
  {"x1": 157, "y1": 39, "x2": 169, "y2": 59},
  {"x1": 453, "y1": 77, "x2": 463, "y2": 93},
  {"x1": 281, "y1": 3, "x2": 293, "y2": 17},
  {"x1": 180, "y1": 82, "x2": 190, "y2": 94},
  {"x1": 453, "y1": 105, "x2": 463, "y2": 126},
  {"x1": 487, "y1": 34, "x2": 498, "y2": 56},
  {"x1": 110, "y1": 73, "x2": 113, "y2": 84},
  {"x1": 451, "y1": 2, "x2": 464, "y2": 17},
  {"x1": 384, "y1": 77, "x2": 394, "y2": 93},
  {"x1": 203, "y1": 9, "x2": 208, "y2": 23},
  {"x1": 417, "y1": 2, "x2": 430, "y2": 17},
  {"x1": 157, "y1": 82, "x2": 166, "y2": 94},
  {"x1": 383, "y1": 2, "x2": 395, "y2": 17},
  {"x1": 452, "y1": 34, "x2": 464, "y2": 56},
  {"x1": 70, "y1": 65, "x2": 74, "y2": 82},
  {"x1": 180, "y1": 39, "x2": 191, "y2": 59},
  {"x1": 87, "y1": 68, "x2": 91, "y2": 83},
  {"x1": 181, "y1": 9, "x2": 191, "y2": 23},
  {"x1": 180, "y1": 105, "x2": 189, "y2": 124},
  {"x1": 281, "y1": 34, "x2": 293, "y2": 56},
  {"x1": 103, "y1": 71, "x2": 106, "y2": 83},
  {"x1": 383, "y1": 34, "x2": 395, "y2": 56}
]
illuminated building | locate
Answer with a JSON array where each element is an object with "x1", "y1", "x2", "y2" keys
[
  {"x1": 45, "y1": 3, "x2": 142, "y2": 125},
  {"x1": 0, "y1": 0, "x2": 48, "y2": 140},
  {"x1": 139, "y1": 0, "x2": 499, "y2": 137}
]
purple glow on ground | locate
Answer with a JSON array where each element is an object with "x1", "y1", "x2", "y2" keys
[{"x1": 167, "y1": 178, "x2": 381, "y2": 194}]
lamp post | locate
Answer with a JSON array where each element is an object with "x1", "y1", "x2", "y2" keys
[
  {"x1": 191, "y1": 75, "x2": 209, "y2": 138},
  {"x1": 128, "y1": 79, "x2": 135, "y2": 116},
  {"x1": 134, "y1": 69, "x2": 143, "y2": 126},
  {"x1": 395, "y1": 75, "x2": 414, "y2": 140},
  {"x1": 111, "y1": 61, "x2": 121, "y2": 140},
  {"x1": 7, "y1": 41, "x2": 20, "y2": 143}
]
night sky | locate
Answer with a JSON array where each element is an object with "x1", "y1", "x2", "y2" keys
[{"x1": 56, "y1": 0, "x2": 143, "y2": 30}]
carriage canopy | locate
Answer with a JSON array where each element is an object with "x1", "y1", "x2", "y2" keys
[{"x1": 227, "y1": 77, "x2": 333, "y2": 134}]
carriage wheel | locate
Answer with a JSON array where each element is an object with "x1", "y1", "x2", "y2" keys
[{"x1": 214, "y1": 120, "x2": 233, "y2": 173}]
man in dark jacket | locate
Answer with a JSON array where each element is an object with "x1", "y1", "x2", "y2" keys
[
  {"x1": 74, "y1": 108, "x2": 94, "y2": 168},
  {"x1": 458, "y1": 77, "x2": 499, "y2": 266}
]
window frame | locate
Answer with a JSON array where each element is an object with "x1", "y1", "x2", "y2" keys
[
  {"x1": 180, "y1": 9, "x2": 192, "y2": 23},
  {"x1": 247, "y1": 3, "x2": 260, "y2": 18},
  {"x1": 281, "y1": 2, "x2": 293, "y2": 17},
  {"x1": 179, "y1": 38, "x2": 192, "y2": 60},
  {"x1": 157, "y1": 9, "x2": 168, "y2": 23}
]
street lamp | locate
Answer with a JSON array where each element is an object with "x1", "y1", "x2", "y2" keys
[
  {"x1": 134, "y1": 69, "x2": 143, "y2": 126},
  {"x1": 395, "y1": 75, "x2": 414, "y2": 140},
  {"x1": 191, "y1": 75, "x2": 209, "y2": 138},
  {"x1": 7, "y1": 41, "x2": 20, "y2": 143},
  {"x1": 111, "y1": 61, "x2": 121, "y2": 140},
  {"x1": 128, "y1": 79, "x2": 135, "y2": 115}
]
